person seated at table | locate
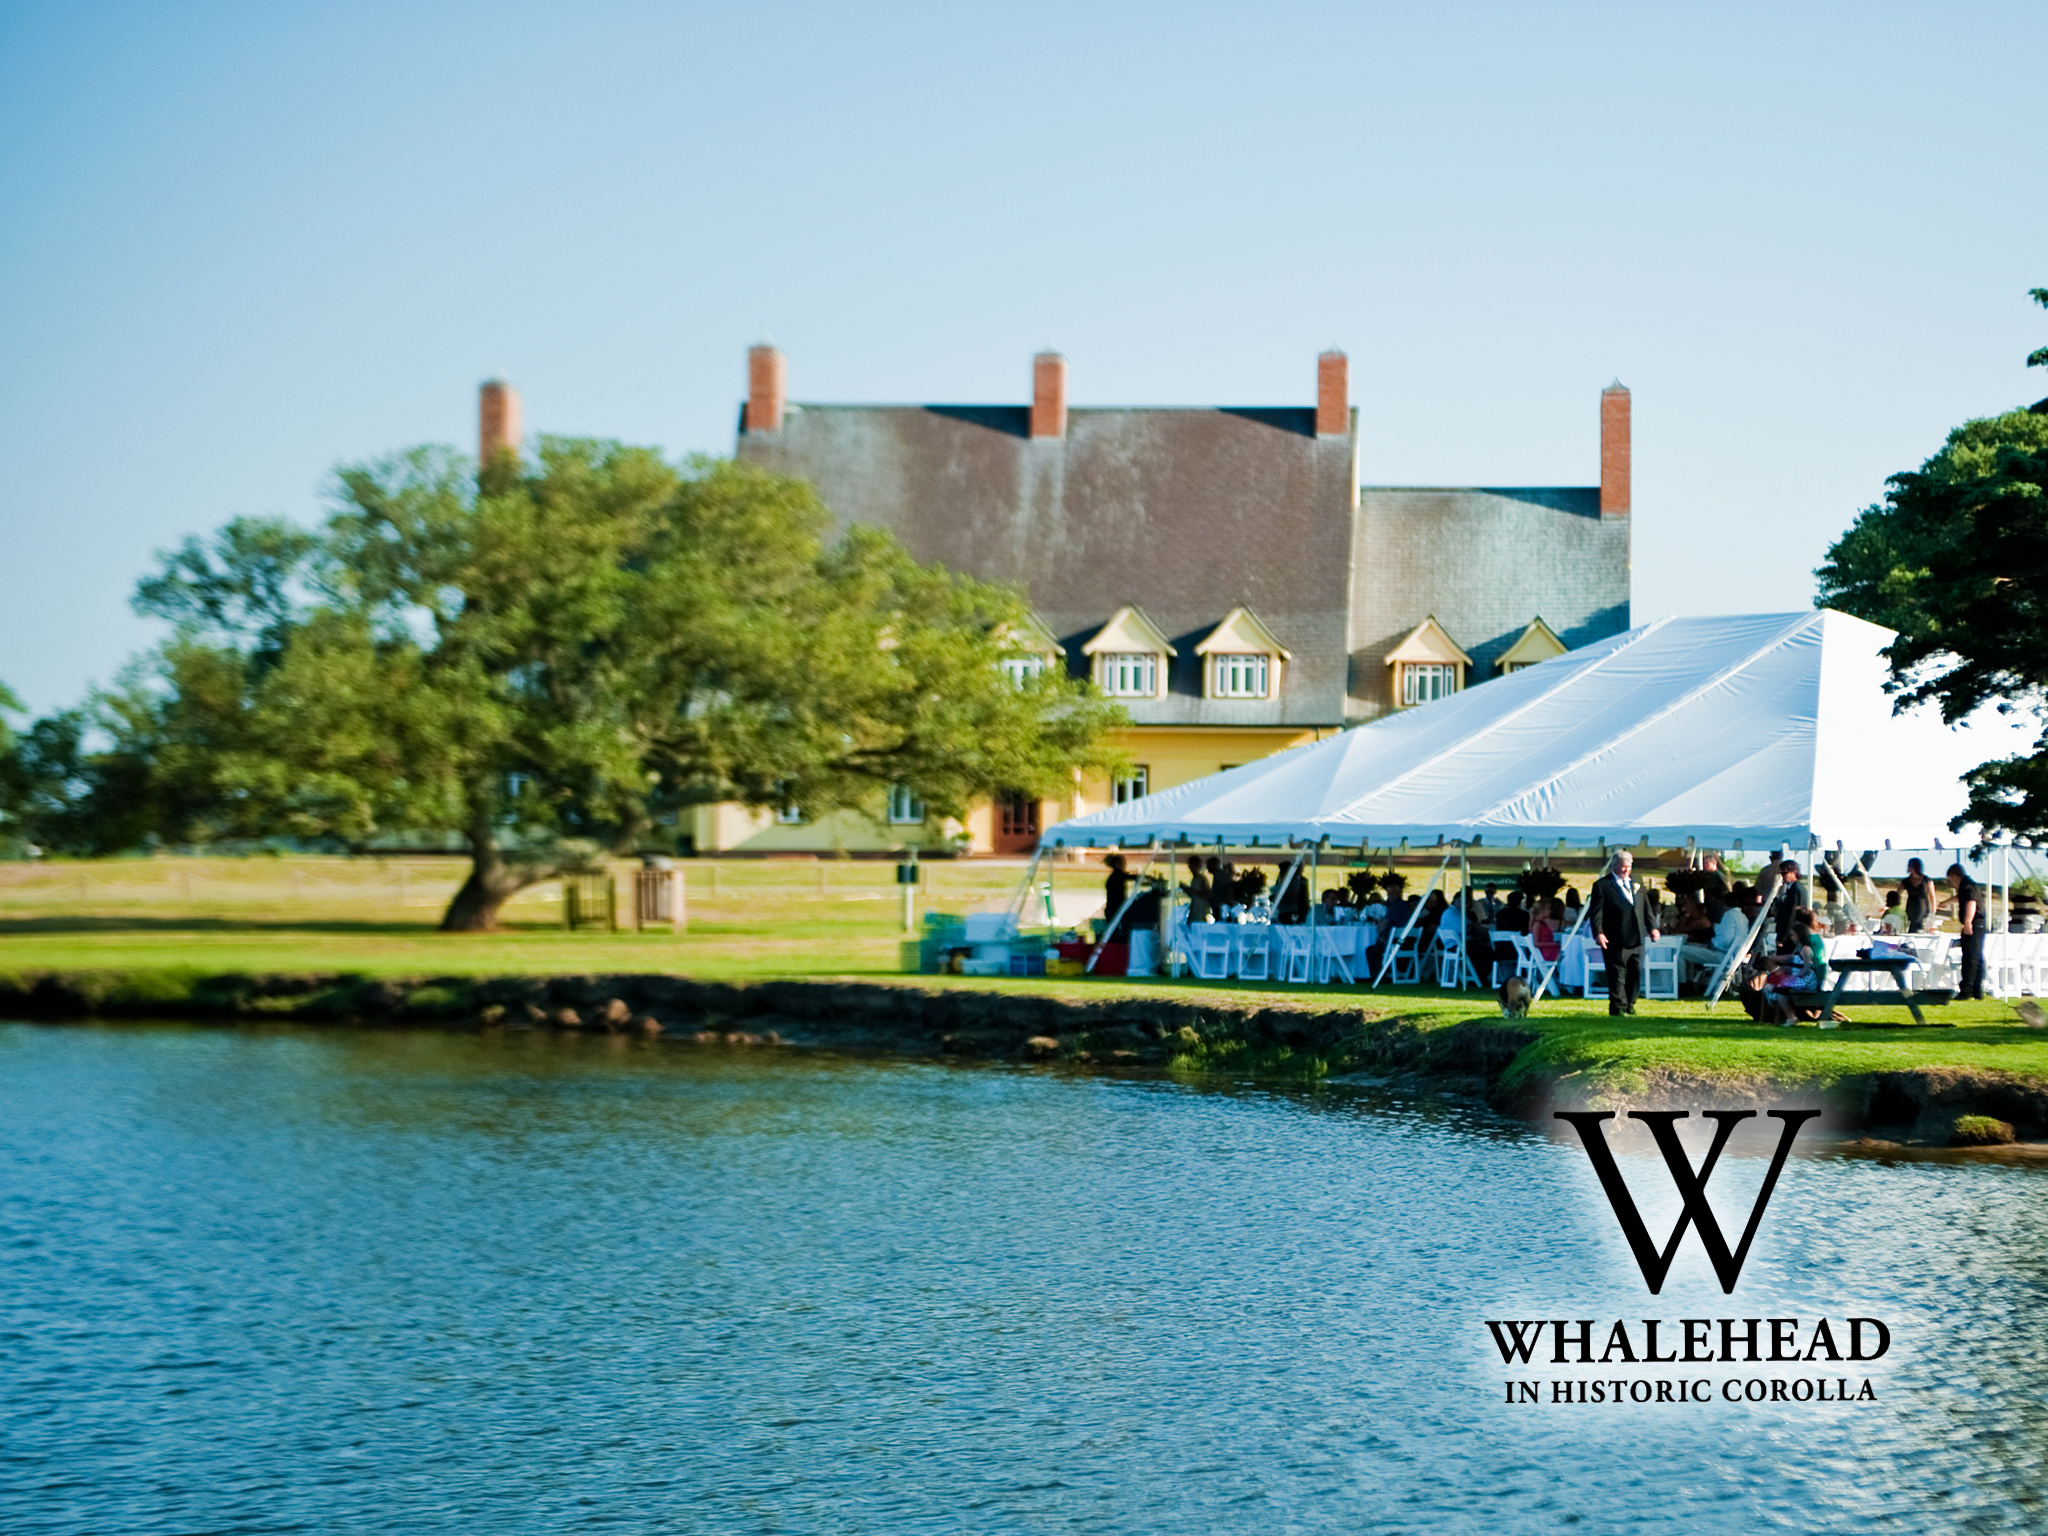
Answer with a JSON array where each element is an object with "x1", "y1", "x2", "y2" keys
[
  {"x1": 1563, "y1": 887, "x2": 1582, "y2": 923},
  {"x1": 1477, "y1": 884, "x2": 1502, "y2": 925},
  {"x1": 1416, "y1": 890, "x2": 1449, "y2": 956},
  {"x1": 1760, "y1": 907, "x2": 1828, "y2": 1024},
  {"x1": 1185, "y1": 854, "x2": 1213, "y2": 922},
  {"x1": 1678, "y1": 896, "x2": 1741, "y2": 984},
  {"x1": 1530, "y1": 899, "x2": 1564, "y2": 961},
  {"x1": 1675, "y1": 894, "x2": 1714, "y2": 944},
  {"x1": 1875, "y1": 888, "x2": 1905, "y2": 935},
  {"x1": 1318, "y1": 888, "x2": 1346, "y2": 921},
  {"x1": 1496, "y1": 891, "x2": 1530, "y2": 936}
]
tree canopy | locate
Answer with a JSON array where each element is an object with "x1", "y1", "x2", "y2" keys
[
  {"x1": 113, "y1": 441, "x2": 1127, "y2": 928},
  {"x1": 1816, "y1": 292, "x2": 2048, "y2": 839}
]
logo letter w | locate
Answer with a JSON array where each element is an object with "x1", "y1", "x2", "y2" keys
[{"x1": 1554, "y1": 1110, "x2": 1820, "y2": 1294}]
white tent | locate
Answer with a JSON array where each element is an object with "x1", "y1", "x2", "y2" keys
[{"x1": 1045, "y1": 611, "x2": 2036, "y2": 854}]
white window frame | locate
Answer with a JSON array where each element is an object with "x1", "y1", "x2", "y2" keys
[
  {"x1": 1400, "y1": 662, "x2": 1460, "y2": 707},
  {"x1": 1097, "y1": 651, "x2": 1159, "y2": 698},
  {"x1": 1113, "y1": 766, "x2": 1150, "y2": 805},
  {"x1": 776, "y1": 804, "x2": 805, "y2": 824},
  {"x1": 1209, "y1": 653, "x2": 1270, "y2": 699},
  {"x1": 1001, "y1": 654, "x2": 1048, "y2": 688},
  {"x1": 886, "y1": 785, "x2": 925, "y2": 824}
]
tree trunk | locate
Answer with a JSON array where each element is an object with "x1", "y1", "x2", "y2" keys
[{"x1": 440, "y1": 829, "x2": 534, "y2": 932}]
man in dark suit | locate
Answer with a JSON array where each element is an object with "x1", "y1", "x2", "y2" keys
[{"x1": 1589, "y1": 851, "x2": 1660, "y2": 1015}]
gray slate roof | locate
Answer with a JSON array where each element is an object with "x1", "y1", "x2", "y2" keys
[
  {"x1": 1349, "y1": 487, "x2": 1631, "y2": 718},
  {"x1": 737, "y1": 405, "x2": 1633, "y2": 729},
  {"x1": 738, "y1": 403, "x2": 1360, "y2": 728}
]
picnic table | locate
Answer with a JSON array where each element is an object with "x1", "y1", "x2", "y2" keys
[{"x1": 1817, "y1": 954, "x2": 1950, "y2": 1025}]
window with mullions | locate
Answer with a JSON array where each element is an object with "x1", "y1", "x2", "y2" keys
[
  {"x1": 1097, "y1": 652, "x2": 1158, "y2": 697},
  {"x1": 1210, "y1": 653, "x2": 1270, "y2": 699},
  {"x1": 887, "y1": 786, "x2": 925, "y2": 824},
  {"x1": 1113, "y1": 766, "x2": 1150, "y2": 804},
  {"x1": 1400, "y1": 662, "x2": 1460, "y2": 706},
  {"x1": 1002, "y1": 654, "x2": 1048, "y2": 687}
]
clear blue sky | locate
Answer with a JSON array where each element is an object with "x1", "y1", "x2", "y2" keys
[{"x1": 3, "y1": 1, "x2": 2043, "y2": 714}]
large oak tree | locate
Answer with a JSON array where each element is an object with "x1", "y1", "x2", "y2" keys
[
  {"x1": 127, "y1": 440, "x2": 1127, "y2": 929},
  {"x1": 1816, "y1": 289, "x2": 2048, "y2": 840}
]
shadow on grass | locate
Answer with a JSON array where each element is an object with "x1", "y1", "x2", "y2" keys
[{"x1": 0, "y1": 915, "x2": 591, "y2": 937}]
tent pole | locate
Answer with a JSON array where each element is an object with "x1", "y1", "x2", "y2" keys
[
  {"x1": 1706, "y1": 880, "x2": 1781, "y2": 1010},
  {"x1": 1368, "y1": 847, "x2": 1454, "y2": 988},
  {"x1": 1459, "y1": 844, "x2": 1472, "y2": 991},
  {"x1": 1008, "y1": 845, "x2": 1047, "y2": 929}
]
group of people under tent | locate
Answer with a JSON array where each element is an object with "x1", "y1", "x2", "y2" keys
[
  {"x1": 1097, "y1": 841, "x2": 1993, "y2": 1010},
  {"x1": 1584, "y1": 848, "x2": 1991, "y2": 1017}
]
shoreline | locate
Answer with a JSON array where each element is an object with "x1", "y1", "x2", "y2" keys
[{"x1": 6, "y1": 966, "x2": 2047, "y2": 1149}]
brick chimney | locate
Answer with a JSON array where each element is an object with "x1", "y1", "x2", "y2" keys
[
  {"x1": 1030, "y1": 351, "x2": 1067, "y2": 439},
  {"x1": 478, "y1": 378, "x2": 521, "y2": 465},
  {"x1": 744, "y1": 343, "x2": 786, "y2": 433},
  {"x1": 1316, "y1": 349, "x2": 1348, "y2": 437},
  {"x1": 1600, "y1": 380, "x2": 1631, "y2": 517}
]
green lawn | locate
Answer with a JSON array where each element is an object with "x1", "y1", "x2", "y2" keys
[{"x1": 4, "y1": 854, "x2": 2045, "y2": 1093}]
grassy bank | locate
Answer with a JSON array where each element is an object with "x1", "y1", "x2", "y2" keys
[{"x1": 4, "y1": 855, "x2": 2046, "y2": 1134}]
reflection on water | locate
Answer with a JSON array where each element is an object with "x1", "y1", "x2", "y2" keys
[{"x1": 1, "y1": 1023, "x2": 2043, "y2": 1534}]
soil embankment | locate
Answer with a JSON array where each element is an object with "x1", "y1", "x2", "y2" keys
[{"x1": 3, "y1": 968, "x2": 2043, "y2": 1148}]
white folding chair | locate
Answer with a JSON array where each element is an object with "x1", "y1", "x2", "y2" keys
[
  {"x1": 1583, "y1": 940, "x2": 1610, "y2": 1001},
  {"x1": 1436, "y1": 937, "x2": 1482, "y2": 990},
  {"x1": 1190, "y1": 924, "x2": 1234, "y2": 981},
  {"x1": 1389, "y1": 933, "x2": 1422, "y2": 985},
  {"x1": 1276, "y1": 928, "x2": 1313, "y2": 984},
  {"x1": 1237, "y1": 929, "x2": 1273, "y2": 981},
  {"x1": 1642, "y1": 939, "x2": 1683, "y2": 1001},
  {"x1": 1312, "y1": 927, "x2": 1356, "y2": 985}
]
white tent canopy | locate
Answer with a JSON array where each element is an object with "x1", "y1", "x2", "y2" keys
[{"x1": 1045, "y1": 611, "x2": 2036, "y2": 854}]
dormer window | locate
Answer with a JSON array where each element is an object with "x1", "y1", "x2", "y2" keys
[
  {"x1": 1082, "y1": 606, "x2": 1175, "y2": 700},
  {"x1": 1002, "y1": 654, "x2": 1047, "y2": 687},
  {"x1": 1386, "y1": 616, "x2": 1473, "y2": 709},
  {"x1": 996, "y1": 613, "x2": 1061, "y2": 689},
  {"x1": 1099, "y1": 652, "x2": 1158, "y2": 696},
  {"x1": 1496, "y1": 616, "x2": 1568, "y2": 675},
  {"x1": 1211, "y1": 654, "x2": 1268, "y2": 698},
  {"x1": 1195, "y1": 607, "x2": 1289, "y2": 701}
]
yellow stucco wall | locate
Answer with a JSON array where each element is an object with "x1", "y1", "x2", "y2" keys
[{"x1": 687, "y1": 725, "x2": 1327, "y2": 854}]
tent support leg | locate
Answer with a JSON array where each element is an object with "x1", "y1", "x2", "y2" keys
[
  {"x1": 1703, "y1": 868, "x2": 1785, "y2": 1011},
  {"x1": 1369, "y1": 848, "x2": 1454, "y2": 989},
  {"x1": 1006, "y1": 846, "x2": 1046, "y2": 929}
]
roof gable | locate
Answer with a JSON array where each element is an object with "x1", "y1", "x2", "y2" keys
[
  {"x1": 1385, "y1": 615, "x2": 1473, "y2": 667},
  {"x1": 1083, "y1": 605, "x2": 1177, "y2": 656},
  {"x1": 997, "y1": 611, "x2": 1062, "y2": 657},
  {"x1": 1194, "y1": 605, "x2": 1292, "y2": 659},
  {"x1": 1497, "y1": 616, "x2": 1567, "y2": 670}
]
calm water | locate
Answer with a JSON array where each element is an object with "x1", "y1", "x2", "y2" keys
[{"x1": 2, "y1": 1023, "x2": 2043, "y2": 1534}]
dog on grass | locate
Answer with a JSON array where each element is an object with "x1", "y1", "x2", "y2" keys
[{"x1": 1498, "y1": 975, "x2": 1532, "y2": 1018}]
